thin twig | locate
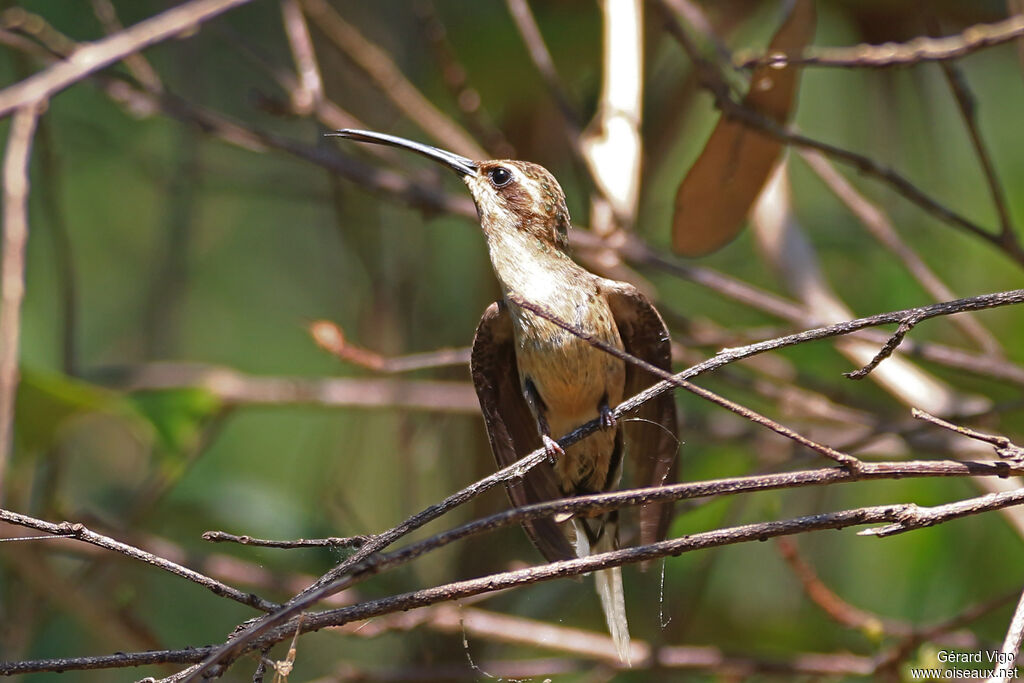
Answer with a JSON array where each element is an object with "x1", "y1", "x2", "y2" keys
[
  {"x1": 202, "y1": 530, "x2": 368, "y2": 549},
  {"x1": 0, "y1": 104, "x2": 40, "y2": 504},
  {"x1": 933, "y1": 36, "x2": 1016, "y2": 243},
  {"x1": 0, "y1": 508, "x2": 279, "y2": 612},
  {"x1": 309, "y1": 320, "x2": 471, "y2": 373},
  {"x1": 912, "y1": 408, "x2": 1024, "y2": 461},
  {"x1": 843, "y1": 314, "x2": 924, "y2": 380},
  {"x1": 0, "y1": 0, "x2": 254, "y2": 117},
  {"x1": 858, "y1": 488, "x2": 1024, "y2": 537},
  {"x1": 734, "y1": 14, "x2": 1024, "y2": 69}
]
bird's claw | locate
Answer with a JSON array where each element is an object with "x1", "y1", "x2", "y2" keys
[
  {"x1": 599, "y1": 404, "x2": 617, "y2": 431},
  {"x1": 541, "y1": 435, "x2": 564, "y2": 465}
]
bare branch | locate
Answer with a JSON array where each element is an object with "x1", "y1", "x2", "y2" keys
[
  {"x1": 858, "y1": 488, "x2": 1024, "y2": 537},
  {"x1": 0, "y1": 0, "x2": 254, "y2": 118},
  {"x1": 934, "y1": 42, "x2": 1017, "y2": 244},
  {"x1": 0, "y1": 647, "x2": 213, "y2": 676},
  {"x1": 735, "y1": 14, "x2": 1024, "y2": 69},
  {"x1": 222, "y1": 487, "x2": 1024, "y2": 670},
  {"x1": 0, "y1": 104, "x2": 40, "y2": 503},
  {"x1": 843, "y1": 314, "x2": 924, "y2": 380},
  {"x1": 202, "y1": 530, "x2": 368, "y2": 549},
  {"x1": 913, "y1": 409, "x2": 1024, "y2": 461},
  {"x1": 0, "y1": 508, "x2": 278, "y2": 612},
  {"x1": 309, "y1": 320, "x2": 471, "y2": 373}
]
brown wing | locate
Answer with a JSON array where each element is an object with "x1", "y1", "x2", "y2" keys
[
  {"x1": 603, "y1": 281, "x2": 680, "y2": 549},
  {"x1": 471, "y1": 301, "x2": 576, "y2": 562}
]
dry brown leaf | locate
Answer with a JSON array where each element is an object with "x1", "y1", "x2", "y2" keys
[{"x1": 672, "y1": 0, "x2": 816, "y2": 256}]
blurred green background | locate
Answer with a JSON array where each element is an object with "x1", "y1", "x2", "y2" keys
[{"x1": 1, "y1": 0, "x2": 1024, "y2": 680}]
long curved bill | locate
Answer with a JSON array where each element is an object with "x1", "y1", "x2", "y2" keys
[{"x1": 329, "y1": 129, "x2": 477, "y2": 177}]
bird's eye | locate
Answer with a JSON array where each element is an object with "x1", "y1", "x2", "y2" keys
[{"x1": 488, "y1": 167, "x2": 513, "y2": 187}]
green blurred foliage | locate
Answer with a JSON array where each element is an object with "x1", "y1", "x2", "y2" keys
[{"x1": 1, "y1": 0, "x2": 1023, "y2": 680}]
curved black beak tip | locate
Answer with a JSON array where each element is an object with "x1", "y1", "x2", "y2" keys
[{"x1": 327, "y1": 129, "x2": 477, "y2": 177}]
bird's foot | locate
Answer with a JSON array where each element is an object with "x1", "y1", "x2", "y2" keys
[
  {"x1": 599, "y1": 402, "x2": 617, "y2": 431},
  {"x1": 541, "y1": 434, "x2": 565, "y2": 465}
]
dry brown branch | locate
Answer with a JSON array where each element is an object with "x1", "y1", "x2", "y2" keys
[
  {"x1": 309, "y1": 320, "x2": 471, "y2": 373},
  {"x1": 202, "y1": 530, "x2": 368, "y2": 549},
  {"x1": 300, "y1": 0, "x2": 486, "y2": 160},
  {"x1": 934, "y1": 41, "x2": 1017, "y2": 244},
  {"x1": 0, "y1": 508, "x2": 278, "y2": 612},
  {"x1": 185, "y1": 486, "x2": 1024, "y2": 680},
  {"x1": 843, "y1": 314, "x2": 925, "y2": 380},
  {"x1": 735, "y1": 14, "x2": 1024, "y2": 69},
  {"x1": 0, "y1": 104, "x2": 40, "y2": 502},
  {"x1": 8, "y1": 471, "x2": 1020, "y2": 678},
  {"x1": 913, "y1": 409, "x2": 1024, "y2": 461},
  {"x1": 0, "y1": 0, "x2": 253, "y2": 118}
]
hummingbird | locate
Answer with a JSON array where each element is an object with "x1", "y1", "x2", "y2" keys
[{"x1": 333, "y1": 129, "x2": 679, "y2": 663}]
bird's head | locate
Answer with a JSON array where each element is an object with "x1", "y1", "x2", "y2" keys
[{"x1": 332, "y1": 129, "x2": 570, "y2": 251}]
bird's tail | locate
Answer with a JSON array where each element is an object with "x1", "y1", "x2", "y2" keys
[{"x1": 574, "y1": 517, "x2": 631, "y2": 665}]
